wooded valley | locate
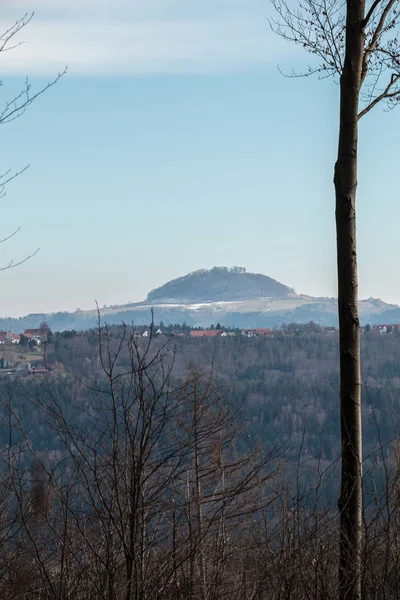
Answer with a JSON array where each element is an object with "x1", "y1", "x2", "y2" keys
[{"x1": 0, "y1": 326, "x2": 398, "y2": 598}]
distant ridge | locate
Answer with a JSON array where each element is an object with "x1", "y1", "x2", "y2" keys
[
  {"x1": 0, "y1": 268, "x2": 398, "y2": 331},
  {"x1": 146, "y1": 266, "x2": 294, "y2": 304}
]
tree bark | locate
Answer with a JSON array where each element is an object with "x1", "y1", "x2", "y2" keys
[{"x1": 334, "y1": 2, "x2": 365, "y2": 599}]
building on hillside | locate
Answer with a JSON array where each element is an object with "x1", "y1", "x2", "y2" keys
[
  {"x1": 6, "y1": 333, "x2": 21, "y2": 344},
  {"x1": 23, "y1": 333, "x2": 42, "y2": 344},
  {"x1": 24, "y1": 329, "x2": 42, "y2": 337},
  {"x1": 156, "y1": 328, "x2": 163, "y2": 335},
  {"x1": 372, "y1": 325, "x2": 391, "y2": 334},
  {"x1": 242, "y1": 329, "x2": 273, "y2": 337},
  {"x1": 142, "y1": 330, "x2": 149, "y2": 338},
  {"x1": 24, "y1": 329, "x2": 47, "y2": 343},
  {"x1": 190, "y1": 330, "x2": 223, "y2": 338}
]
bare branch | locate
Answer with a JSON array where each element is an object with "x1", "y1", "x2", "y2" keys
[
  {"x1": 364, "y1": 0, "x2": 397, "y2": 57},
  {"x1": 0, "y1": 247, "x2": 40, "y2": 272},
  {"x1": 0, "y1": 70, "x2": 67, "y2": 126},
  {"x1": 0, "y1": 12, "x2": 34, "y2": 53},
  {"x1": 0, "y1": 166, "x2": 30, "y2": 197},
  {"x1": 0, "y1": 227, "x2": 21, "y2": 245},
  {"x1": 0, "y1": 14, "x2": 65, "y2": 273},
  {"x1": 271, "y1": 0, "x2": 400, "y2": 114},
  {"x1": 269, "y1": 0, "x2": 345, "y2": 78},
  {"x1": 358, "y1": 72, "x2": 400, "y2": 118},
  {"x1": 363, "y1": 0, "x2": 385, "y2": 27}
]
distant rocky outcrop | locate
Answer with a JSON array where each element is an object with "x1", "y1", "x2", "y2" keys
[{"x1": 146, "y1": 267, "x2": 294, "y2": 304}]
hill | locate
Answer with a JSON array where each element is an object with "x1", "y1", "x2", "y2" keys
[
  {"x1": 0, "y1": 268, "x2": 398, "y2": 331},
  {"x1": 146, "y1": 266, "x2": 294, "y2": 303}
]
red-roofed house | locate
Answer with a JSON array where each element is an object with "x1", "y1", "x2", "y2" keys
[
  {"x1": 23, "y1": 329, "x2": 47, "y2": 343},
  {"x1": 24, "y1": 329, "x2": 42, "y2": 337},
  {"x1": 6, "y1": 333, "x2": 21, "y2": 344}
]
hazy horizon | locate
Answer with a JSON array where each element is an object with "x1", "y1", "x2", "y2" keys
[{"x1": 0, "y1": 263, "x2": 397, "y2": 319}]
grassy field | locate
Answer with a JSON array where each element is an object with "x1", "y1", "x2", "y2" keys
[{"x1": 0, "y1": 345, "x2": 44, "y2": 366}]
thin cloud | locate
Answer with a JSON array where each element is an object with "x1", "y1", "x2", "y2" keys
[{"x1": 0, "y1": 1, "x2": 294, "y2": 75}]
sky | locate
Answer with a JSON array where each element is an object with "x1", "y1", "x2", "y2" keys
[{"x1": 0, "y1": 0, "x2": 399, "y2": 316}]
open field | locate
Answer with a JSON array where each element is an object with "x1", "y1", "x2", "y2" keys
[{"x1": 0, "y1": 346, "x2": 44, "y2": 366}]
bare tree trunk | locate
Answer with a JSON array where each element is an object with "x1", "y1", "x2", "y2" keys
[
  {"x1": 193, "y1": 372, "x2": 206, "y2": 599},
  {"x1": 334, "y1": 2, "x2": 365, "y2": 598}
]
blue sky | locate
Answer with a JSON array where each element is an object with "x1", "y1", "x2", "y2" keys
[{"x1": 0, "y1": 0, "x2": 399, "y2": 316}]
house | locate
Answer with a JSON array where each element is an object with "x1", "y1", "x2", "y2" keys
[
  {"x1": 242, "y1": 330, "x2": 254, "y2": 337},
  {"x1": 23, "y1": 333, "x2": 42, "y2": 344},
  {"x1": 242, "y1": 329, "x2": 273, "y2": 337},
  {"x1": 190, "y1": 330, "x2": 223, "y2": 338},
  {"x1": 24, "y1": 329, "x2": 43, "y2": 337},
  {"x1": 156, "y1": 328, "x2": 163, "y2": 335},
  {"x1": 373, "y1": 325, "x2": 390, "y2": 334},
  {"x1": 142, "y1": 330, "x2": 149, "y2": 338},
  {"x1": 6, "y1": 333, "x2": 20, "y2": 344},
  {"x1": 23, "y1": 329, "x2": 46, "y2": 343}
]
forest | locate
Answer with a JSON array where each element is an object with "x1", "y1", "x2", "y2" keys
[
  {"x1": 0, "y1": 325, "x2": 398, "y2": 598},
  {"x1": 16, "y1": 325, "x2": 398, "y2": 462}
]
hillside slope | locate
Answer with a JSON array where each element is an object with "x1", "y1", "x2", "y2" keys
[{"x1": 147, "y1": 266, "x2": 294, "y2": 303}]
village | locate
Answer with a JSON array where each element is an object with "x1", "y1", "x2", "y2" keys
[
  {"x1": 134, "y1": 323, "x2": 400, "y2": 338},
  {"x1": 0, "y1": 328, "x2": 48, "y2": 346},
  {"x1": 0, "y1": 328, "x2": 51, "y2": 376},
  {"x1": 0, "y1": 322, "x2": 396, "y2": 378}
]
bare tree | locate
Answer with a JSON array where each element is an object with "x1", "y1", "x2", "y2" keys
[
  {"x1": 6, "y1": 326, "x2": 400, "y2": 597},
  {"x1": 8, "y1": 324, "x2": 281, "y2": 600},
  {"x1": 270, "y1": 1, "x2": 400, "y2": 598},
  {"x1": 1, "y1": 12, "x2": 66, "y2": 269}
]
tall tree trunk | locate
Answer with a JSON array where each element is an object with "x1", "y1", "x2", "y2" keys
[{"x1": 334, "y1": 2, "x2": 365, "y2": 598}]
